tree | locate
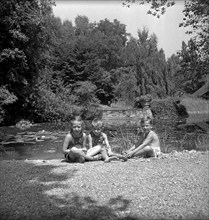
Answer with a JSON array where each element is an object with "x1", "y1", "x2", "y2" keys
[
  {"x1": 112, "y1": 67, "x2": 137, "y2": 106},
  {"x1": 122, "y1": 27, "x2": 169, "y2": 98},
  {"x1": 123, "y1": 0, "x2": 175, "y2": 18},
  {"x1": 178, "y1": 0, "x2": 209, "y2": 94},
  {"x1": 0, "y1": 0, "x2": 55, "y2": 124}
]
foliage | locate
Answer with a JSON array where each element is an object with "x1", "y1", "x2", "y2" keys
[
  {"x1": 123, "y1": 28, "x2": 170, "y2": 98},
  {"x1": 0, "y1": 86, "x2": 17, "y2": 123},
  {"x1": 177, "y1": 0, "x2": 209, "y2": 94},
  {"x1": 111, "y1": 67, "x2": 137, "y2": 106},
  {"x1": 2, "y1": 0, "x2": 206, "y2": 125},
  {"x1": 109, "y1": 127, "x2": 139, "y2": 153},
  {"x1": 0, "y1": 0, "x2": 55, "y2": 124},
  {"x1": 123, "y1": 0, "x2": 175, "y2": 18}
]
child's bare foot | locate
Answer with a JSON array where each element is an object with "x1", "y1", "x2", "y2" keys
[
  {"x1": 122, "y1": 151, "x2": 128, "y2": 156},
  {"x1": 93, "y1": 154, "x2": 102, "y2": 161},
  {"x1": 104, "y1": 156, "x2": 118, "y2": 163},
  {"x1": 121, "y1": 155, "x2": 128, "y2": 162}
]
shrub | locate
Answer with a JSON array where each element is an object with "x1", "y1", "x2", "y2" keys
[{"x1": 0, "y1": 86, "x2": 17, "y2": 124}]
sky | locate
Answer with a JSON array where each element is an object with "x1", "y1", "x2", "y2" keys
[{"x1": 52, "y1": 0, "x2": 192, "y2": 58}]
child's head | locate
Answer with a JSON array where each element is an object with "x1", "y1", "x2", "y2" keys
[
  {"x1": 140, "y1": 116, "x2": 152, "y2": 134},
  {"x1": 70, "y1": 115, "x2": 84, "y2": 136},
  {"x1": 92, "y1": 118, "x2": 103, "y2": 136}
]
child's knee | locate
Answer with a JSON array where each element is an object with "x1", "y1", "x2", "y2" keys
[
  {"x1": 71, "y1": 147, "x2": 77, "y2": 153},
  {"x1": 95, "y1": 145, "x2": 102, "y2": 151},
  {"x1": 144, "y1": 146, "x2": 154, "y2": 157}
]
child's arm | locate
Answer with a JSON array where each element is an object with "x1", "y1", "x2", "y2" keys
[
  {"x1": 102, "y1": 133, "x2": 112, "y2": 153},
  {"x1": 81, "y1": 133, "x2": 88, "y2": 152},
  {"x1": 126, "y1": 137, "x2": 143, "y2": 152},
  {"x1": 88, "y1": 134, "x2": 93, "y2": 149},
  {"x1": 127, "y1": 133, "x2": 153, "y2": 157},
  {"x1": 62, "y1": 133, "x2": 72, "y2": 154}
]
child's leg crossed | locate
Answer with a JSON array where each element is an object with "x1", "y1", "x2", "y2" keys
[{"x1": 131, "y1": 145, "x2": 154, "y2": 158}]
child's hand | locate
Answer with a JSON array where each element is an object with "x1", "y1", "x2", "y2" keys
[
  {"x1": 127, "y1": 152, "x2": 133, "y2": 158},
  {"x1": 82, "y1": 148, "x2": 87, "y2": 153},
  {"x1": 108, "y1": 149, "x2": 112, "y2": 155}
]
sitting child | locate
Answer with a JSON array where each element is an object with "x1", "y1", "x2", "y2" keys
[
  {"x1": 125, "y1": 117, "x2": 161, "y2": 158},
  {"x1": 62, "y1": 115, "x2": 102, "y2": 163},
  {"x1": 88, "y1": 118, "x2": 128, "y2": 162}
]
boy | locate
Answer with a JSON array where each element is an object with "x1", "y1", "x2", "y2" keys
[
  {"x1": 125, "y1": 117, "x2": 161, "y2": 158},
  {"x1": 88, "y1": 118, "x2": 128, "y2": 162}
]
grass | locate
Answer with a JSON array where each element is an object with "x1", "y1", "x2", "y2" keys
[
  {"x1": 195, "y1": 133, "x2": 209, "y2": 151},
  {"x1": 108, "y1": 126, "x2": 139, "y2": 154},
  {"x1": 108, "y1": 126, "x2": 209, "y2": 154}
]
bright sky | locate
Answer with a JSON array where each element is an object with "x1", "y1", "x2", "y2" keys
[{"x1": 53, "y1": 0, "x2": 192, "y2": 58}]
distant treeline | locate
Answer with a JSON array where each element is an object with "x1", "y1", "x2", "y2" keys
[{"x1": 0, "y1": 0, "x2": 208, "y2": 125}]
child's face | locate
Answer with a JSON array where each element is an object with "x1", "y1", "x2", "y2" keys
[
  {"x1": 93, "y1": 127, "x2": 102, "y2": 136},
  {"x1": 141, "y1": 121, "x2": 152, "y2": 133},
  {"x1": 71, "y1": 121, "x2": 83, "y2": 136}
]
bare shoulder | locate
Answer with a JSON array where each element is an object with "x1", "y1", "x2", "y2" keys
[
  {"x1": 65, "y1": 133, "x2": 73, "y2": 140},
  {"x1": 149, "y1": 130, "x2": 159, "y2": 139}
]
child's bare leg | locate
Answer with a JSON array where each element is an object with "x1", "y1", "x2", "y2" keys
[
  {"x1": 101, "y1": 149, "x2": 118, "y2": 162},
  {"x1": 132, "y1": 146, "x2": 154, "y2": 158},
  {"x1": 87, "y1": 145, "x2": 102, "y2": 157},
  {"x1": 109, "y1": 152, "x2": 128, "y2": 161},
  {"x1": 71, "y1": 147, "x2": 95, "y2": 161}
]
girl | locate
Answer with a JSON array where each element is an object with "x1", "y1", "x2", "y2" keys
[{"x1": 62, "y1": 115, "x2": 102, "y2": 163}]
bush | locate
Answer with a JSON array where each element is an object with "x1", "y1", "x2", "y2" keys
[{"x1": 0, "y1": 86, "x2": 17, "y2": 124}]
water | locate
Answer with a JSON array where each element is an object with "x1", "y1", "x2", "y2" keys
[
  {"x1": 0, "y1": 120, "x2": 208, "y2": 161},
  {"x1": 0, "y1": 123, "x2": 69, "y2": 161}
]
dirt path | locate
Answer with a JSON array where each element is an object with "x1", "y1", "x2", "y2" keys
[{"x1": 0, "y1": 151, "x2": 209, "y2": 220}]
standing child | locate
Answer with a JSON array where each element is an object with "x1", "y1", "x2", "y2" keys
[
  {"x1": 88, "y1": 118, "x2": 128, "y2": 162},
  {"x1": 62, "y1": 115, "x2": 102, "y2": 163},
  {"x1": 125, "y1": 117, "x2": 161, "y2": 158}
]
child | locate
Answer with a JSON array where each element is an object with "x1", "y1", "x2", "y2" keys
[
  {"x1": 62, "y1": 115, "x2": 102, "y2": 163},
  {"x1": 125, "y1": 117, "x2": 161, "y2": 158},
  {"x1": 88, "y1": 118, "x2": 128, "y2": 162}
]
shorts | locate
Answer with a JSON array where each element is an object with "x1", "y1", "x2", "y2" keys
[{"x1": 152, "y1": 148, "x2": 161, "y2": 157}]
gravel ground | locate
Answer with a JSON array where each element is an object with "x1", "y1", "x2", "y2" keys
[{"x1": 0, "y1": 150, "x2": 209, "y2": 220}]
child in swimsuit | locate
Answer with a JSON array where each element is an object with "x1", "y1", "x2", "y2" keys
[
  {"x1": 125, "y1": 117, "x2": 161, "y2": 158},
  {"x1": 62, "y1": 115, "x2": 102, "y2": 163},
  {"x1": 88, "y1": 118, "x2": 128, "y2": 162}
]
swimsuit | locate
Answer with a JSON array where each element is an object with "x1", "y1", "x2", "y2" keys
[
  {"x1": 65, "y1": 132, "x2": 85, "y2": 162},
  {"x1": 90, "y1": 131, "x2": 105, "y2": 147}
]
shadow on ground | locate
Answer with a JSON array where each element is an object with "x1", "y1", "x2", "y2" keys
[{"x1": 0, "y1": 160, "x2": 146, "y2": 220}]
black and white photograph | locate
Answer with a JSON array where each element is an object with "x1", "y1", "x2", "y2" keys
[{"x1": 0, "y1": 0, "x2": 209, "y2": 219}]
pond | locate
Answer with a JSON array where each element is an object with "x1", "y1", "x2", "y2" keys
[{"x1": 0, "y1": 123, "x2": 70, "y2": 161}]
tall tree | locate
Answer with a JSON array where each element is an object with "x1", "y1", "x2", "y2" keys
[
  {"x1": 0, "y1": 0, "x2": 55, "y2": 123},
  {"x1": 178, "y1": 0, "x2": 209, "y2": 93}
]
